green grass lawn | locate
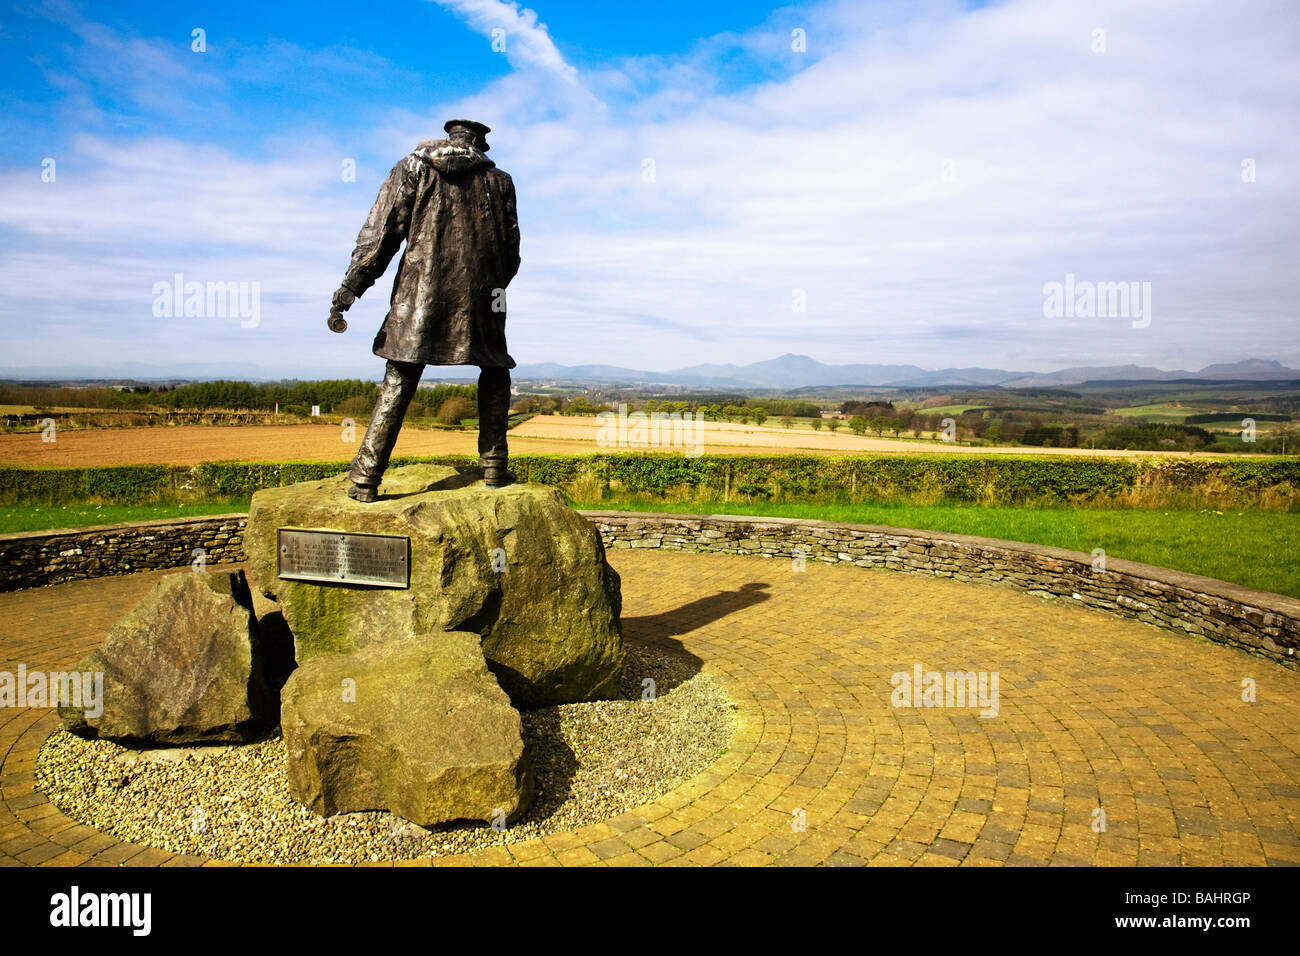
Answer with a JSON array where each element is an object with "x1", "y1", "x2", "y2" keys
[
  {"x1": 1111, "y1": 402, "x2": 1204, "y2": 422},
  {"x1": 572, "y1": 497, "x2": 1300, "y2": 599},
  {"x1": 3, "y1": 496, "x2": 1295, "y2": 599},
  {"x1": 0, "y1": 501, "x2": 250, "y2": 534},
  {"x1": 915, "y1": 404, "x2": 988, "y2": 417}
]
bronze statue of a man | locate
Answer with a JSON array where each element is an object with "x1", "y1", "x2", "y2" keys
[{"x1": 329, "y1": 119, "x2": 521, "y2": 501}]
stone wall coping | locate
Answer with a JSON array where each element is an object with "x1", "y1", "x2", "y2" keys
[
  {"x1": 0, "y1": 513, "x2": 249, "y2": 542},
  {"x1": 577, "y1": 510, "x2": 1300, "y2": 616},
  {"x1": 3, "y1": 509, "x2": 1296, "y2": 623}
]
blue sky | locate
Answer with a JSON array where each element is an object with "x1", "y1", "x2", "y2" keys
[{"x1": 1, "y1": 0, "x2": 1297, "y2": 379}]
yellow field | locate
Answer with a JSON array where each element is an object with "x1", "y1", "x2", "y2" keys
[
  {"x1": 0, "y1": 414, "x2": 1233, "y2": 466},
  {"x1": 511, "y1": 414, "x2": 1228, "y2": 457}
]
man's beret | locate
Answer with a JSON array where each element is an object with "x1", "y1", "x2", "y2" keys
[{"x1": 444, "y1": 119, "x2": 491, "y2": 151}]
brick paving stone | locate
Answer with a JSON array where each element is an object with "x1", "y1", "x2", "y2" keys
[
  {"x1": 606, "y1": 851, "x2": 652, "y2": 867},
  {"x1": 121, "y1": 847, "x2": 175, "y2": 867},
  {"x1": 589, "y1": 837, "x2": 632, "y2": 860},
  {"x1": 0, "y1": 550, "x2": 1297, "y2": 867},
  {"x1": 638, "y1": 841, "x2": 684, "y2": 864},
  {"x1": 15, "y1": 842, "x2": 66, "y2": 865},
  {"x1": 85, "y1": 842, "x2": 148, "y2": 867}
]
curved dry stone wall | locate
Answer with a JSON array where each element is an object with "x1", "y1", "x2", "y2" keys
[
  {"x1": 582, "y1": 512, "x2": 1300, "y2": 669},
  {"x1": 0, "y1": 515, "x2": 247, "y2": 591},
  {"x1": 1, "y1": 511, "x2": 1296, "y2": 668}
]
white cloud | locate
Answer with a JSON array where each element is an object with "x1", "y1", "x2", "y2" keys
[
  {"x1": 429, "y1": 0, "x2": 578, "y2": 80},
  {"x1": 2, "y1": 0, "x2": 1298, "y2": 375}
]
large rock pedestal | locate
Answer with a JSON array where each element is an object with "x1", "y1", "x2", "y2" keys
[
  {"x1": 280, "y1": 633, "x2": 531, "y2": 826},
  {"x1": 245, "y1": 464, "x2": 625, "y2": 708}
]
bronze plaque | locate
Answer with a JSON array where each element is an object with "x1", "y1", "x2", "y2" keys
[{"x1": 277, "y1": 529, "x2": 409, "y2": 588}]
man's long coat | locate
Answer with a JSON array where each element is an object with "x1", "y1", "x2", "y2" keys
[{"x1": 341, "y1": 140, "x2": 520, "y2": 368}]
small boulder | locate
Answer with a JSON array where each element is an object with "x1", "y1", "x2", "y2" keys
[
  {"x1": 60, "y1": 570, "x2": 276, "y2": 744},
  {"x1": 279, "y1": 632, "x2": 532, "y2": 827}
]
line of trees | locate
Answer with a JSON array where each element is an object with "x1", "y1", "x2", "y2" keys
[
  {"x1": 0, "y1": 385, "x2": 154, "y2": 409},
  {"x1": 515, "y1": 395, "x2": 824, "y2": 423},
  {"x1": 0, "y1": 380, "x2": 480, "y2": 421},
  {"x1": 1091, "y1": 422, "x2": 1215, "y2": 451},
  {"x1": 157, "y1": 379, "x2": 382, "y2": 412}
]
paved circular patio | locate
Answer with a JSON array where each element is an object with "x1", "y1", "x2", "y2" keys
[{"x1": 2, "y1": 549, "x2": 1298, "y2": 866}]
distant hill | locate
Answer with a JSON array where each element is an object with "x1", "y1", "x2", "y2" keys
[
  {"x1": 2, "y1": 354, "x2": 1297, "y2": 389},
  {"x1": 509, "y1": 354, "x2": 1300, "y2": 388},
  {"x1": 665, "y1": 355, "x2": 1022, "y2": 389},
  {"x1": 1196, "y1": 358, "x2": 1297, "y2": 379},
  {"x1": 999, "y1": 359, "x2": 1300, "y2": 387}
]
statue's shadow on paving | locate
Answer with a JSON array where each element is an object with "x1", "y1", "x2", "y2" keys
[
  {"x1": 618, "y1": 580, "x2": 771, "y2": 690},
  {"x1": 622, "y1": 581, "x2": 771, "y2": 656}
]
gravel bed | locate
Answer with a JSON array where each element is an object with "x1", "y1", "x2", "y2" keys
[{"x1": 35, "y1": 643, "x2": 734, "y2": 863}]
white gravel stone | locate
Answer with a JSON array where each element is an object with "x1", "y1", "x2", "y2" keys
[{"x1": 36, "y1": 643, "x2": 734, "y2": 863}]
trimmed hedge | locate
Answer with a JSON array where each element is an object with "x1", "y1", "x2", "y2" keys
[
  {"x1": 0, "y1": 453, "x2": 1296, "y2": 508},
  {"x1": 0, "y1": 464, "x2": 179, "y2": 504}
]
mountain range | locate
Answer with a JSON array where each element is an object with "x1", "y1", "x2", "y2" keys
[{"x1": 1, "y1": 356, "x2": 1297, "y2": 389}]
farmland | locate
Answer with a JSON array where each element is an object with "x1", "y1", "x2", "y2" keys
[
  {"x1": 4, "y1": 375, "x2": 1297, "y2": 455},
  {"x1": 0, "y1": 415, "x2": 1255, "y2": 467}
]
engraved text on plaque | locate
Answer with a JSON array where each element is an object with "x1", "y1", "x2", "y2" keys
[{"x1": 278, "y1": 529, "x2": 409, "y2": 588}]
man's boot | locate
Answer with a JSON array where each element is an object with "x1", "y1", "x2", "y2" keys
[
  {"x1": 483, "y1": 464, "x2": 517, "y2": 488},
  {"x1": 347, "y1": 483, "x2": 379, "y2": 502},
  {"x1": 478, "y1": 366, "x2": 514, "y2": 488}
]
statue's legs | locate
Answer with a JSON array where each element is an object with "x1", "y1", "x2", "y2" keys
[
  {"x1": 349, "y1": 360, "x2": 424, "y2": 488},
  {"x1": 477, "y1": 366, "x2": 511, "y2": 471}
]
